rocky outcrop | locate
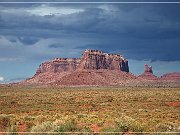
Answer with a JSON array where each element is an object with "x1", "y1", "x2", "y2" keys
[
  {"x1": 35, "y1": 58, "x2": 81, "y2": 75},
  {"x1": 22, "y1": 49, "x2": 133, "y2": 86},
  {"x1": 78, "y1": 49, "x2": 129, "y2": 72},
  {"x1": 160, "y1": 72, "x2": 180, "y2": 81},
  {"x1": 34, "y1": 49, "x2": 129, "y2": 76},
  {"x1": 21, "y1": 49, "x2": 180, "y2": 87},
  {"x1": 144, "y1": 64, "x2": 153, "y2": 73},
  {"x1": 138, "y1": 64, "x2": 157, "y2": 80}
]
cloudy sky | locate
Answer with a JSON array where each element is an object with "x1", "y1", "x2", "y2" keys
[{"x1": 0, "y1": 0, "x2": 180, "y2": 83}]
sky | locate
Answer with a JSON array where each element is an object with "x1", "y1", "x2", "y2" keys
[{"x1": 0, "y1": 0, "x2": 180, "y2": 83}]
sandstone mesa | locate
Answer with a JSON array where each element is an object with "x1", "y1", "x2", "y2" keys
[
  {"x1": 18, "y1": 49, "x2": 180, "y2": 87},
  {"x1": 35, "y1": 49, "x2": 129, "y2": 75}
]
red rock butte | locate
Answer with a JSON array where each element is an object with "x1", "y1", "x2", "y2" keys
[
  {"x1": 20, "y1": 49, "x2": 180, "y2": 87},
  {"x1": 35, "y1": 49, "x2": 129, "y2": 75},
  {"x1": 138, "y1": 64, "x2": 158, "y2": 80}
]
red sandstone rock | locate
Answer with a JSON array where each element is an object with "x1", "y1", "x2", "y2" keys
[
  {"x1": 23, "y1": 49, "x2": 133, "y2": 86},
  {"x1": 78, "y1": 49, "x2": 129, "y2": 72},
  {"x1": 160, "y1": 72, "x2": 180, "y2": 81},
  {"x1": 36, "y1": 58, "x2": 81, "y2": 74},
  {"x1": 50, "y1": 69, "x2": 136, "y2": 86},
  {"x1": 34, "y1": 49, "x2": 129, "y2": 76},
  {"x1": 144, "y1": 64, "x2": 153, "y2": 73},
  {"x1": 138, "y1": 64, "x2": 158, "y2": 80},
  {"x1": 19, "y1": 50, "x2": 180, "y2": 87}
]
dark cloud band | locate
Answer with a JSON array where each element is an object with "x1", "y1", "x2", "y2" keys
[{"x1": 0, "y1": 3, "x2": 180, "y2": 61}]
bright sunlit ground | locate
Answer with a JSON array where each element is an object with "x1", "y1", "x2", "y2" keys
[{"x1": 0, "y1": 86, "x2": 180, "y2": 134}]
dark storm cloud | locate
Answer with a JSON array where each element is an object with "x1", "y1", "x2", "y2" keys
[
  {"x1": 18, "y1": 37, "x2": 40, "y2": 45},
  {"x1": 0, "y1": 3, "x2": 180, "y2": 62},
  {"x1": 75, "y1": 38, "x2": 180, "y2": 61}
]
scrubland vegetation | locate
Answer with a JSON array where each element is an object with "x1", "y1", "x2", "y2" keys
[{"x1": 0, "y1": 86, "x2": 179, "y2": 134}]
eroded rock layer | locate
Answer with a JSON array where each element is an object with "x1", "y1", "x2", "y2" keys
[
  {"x1": 160, "y1": 72, "x2": 180, "y2": 81},
  {"x1": 35, "y1": 49, "x2": 129, "y2": 76},
  {"x1": 19, "y1": 50, "x2": 180, "y2": 87},
  {"x1": 138, "y1": 64, "x2": 157, "y2": 80},
  {"x1": 35, "y1": 58, "x2": 81, "y2": 75}
]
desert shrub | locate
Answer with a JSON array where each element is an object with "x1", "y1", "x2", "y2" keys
[
  {"x1": 53, "y1": 119, "x2": 79, "y2": 132},
  {"x1": 0, "y1": 114, "x2": 11, "y2": 129},
  {"x1": 34, "y1": 115, "x2": 48, "y2": 125},
  {"x1": 77, "y1": 113, "x2": 88, "y2": 118},
  {"x1": 80, "y1": 126, "x2": 92, "y2": 132},
  {"x1": 23, "y1": 115, "x2": 35, "y2": 121},
  {"x1": 22, "y1": 115, "x2": 36, "y2": 129},
  {"x1": 31, "y1": 121, "x2": 53, "y2": 132},
  {"x1": 7, "y1": 125, "x2": 18, "y2": 135},
  {"x1": 100, "y1": 127, "x2": 121, "y2": 135},
  {"x1": 24, "y1": 120, "x2": 35, "y2": 130},
  {"x1": 53, "y1": 119, "x2": 93, "y2": 134},
  {"x1": 115, "y1": 115, "x2": 143, "y2": 133},
  {"x1": 82, "y1": 114, "x2": 105, "y2": 127},
  {"x1": 155, "y1": 122, "x2": 179, "y2": 132},
  {"x1": 31, "y1": 119, "x2": 80, "y2": 134}
]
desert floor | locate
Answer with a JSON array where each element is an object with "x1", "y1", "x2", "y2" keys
[{"x1": 0, "y1": 86, "x2": 180, "y2": 134}]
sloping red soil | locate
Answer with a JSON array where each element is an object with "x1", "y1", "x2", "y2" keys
[
  {"x1": 19, "y1": 70, "x2": 180, "y2": 87},
  {"x1": 52, "y1": 70, "x2": 136, "y2": 86},
  {"x1": 166, "y1": 102, "x2": 180, "y2": 107},
  {"x1": 138, "y1": 72, "x2": 158, "y2": 80},
  {"x1": 18, "y1": 123, "x2": 27, "y2": 134},
  {"x1": 89, "y1": 124, "x2": 101, "y2": 132},
  {"x1": 22, "y1": 69, "x2": 137, "y2": 86}
]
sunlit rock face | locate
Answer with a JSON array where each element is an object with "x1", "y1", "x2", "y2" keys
[
  {"x1": 137, "y1": 64, "x2": 158, "y2": 80},
  {"x1": 35, "y1": 49, "x2": 129, "y2": 76},
  {"x1": 21, "y1": 50, "x2": 180, "y2": 87},
  {"x1": 35, "y1": 58, "x2": 81, "y2": 74}
]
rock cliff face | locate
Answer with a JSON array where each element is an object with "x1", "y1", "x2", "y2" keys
[
  {"x1": 35, "y1": 58, "x2": 81, "y2": 75},
  {"x1": 21, "y1": 50, "x2": 180, "y2": 87},
  {"x1": 138, "y1": 64, "x2": 157, "y2": 80},
  {"x1": 78, "y1": 50, "x2": 129, "y2": 72},
  {"x1": 144, "y1": 64, "x2": 153, "y2": 73},
  {"x1": 35, "y1": 49, "x2": 129, "y2": 76}
]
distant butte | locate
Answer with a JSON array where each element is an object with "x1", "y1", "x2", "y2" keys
[
  {"x1": 138, "y1": 64, "x2": 158, "y2": 80},
  {"x1": 160, "y1": 72, "x2": 180, "y2": 82},
  {"x1": 18, "y1": 49, "x2": 180, "y2": 87}
]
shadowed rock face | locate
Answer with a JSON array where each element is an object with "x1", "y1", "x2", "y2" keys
[
  {"x1": 144, "y1": 64, "x2": 153, "y2": 73},
  {"x1": 35, "y1": 49, "x2": 129, "y2": 76},
  {"x1": 78, "y1": 50, "x2": 129, "y2": 72}
]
